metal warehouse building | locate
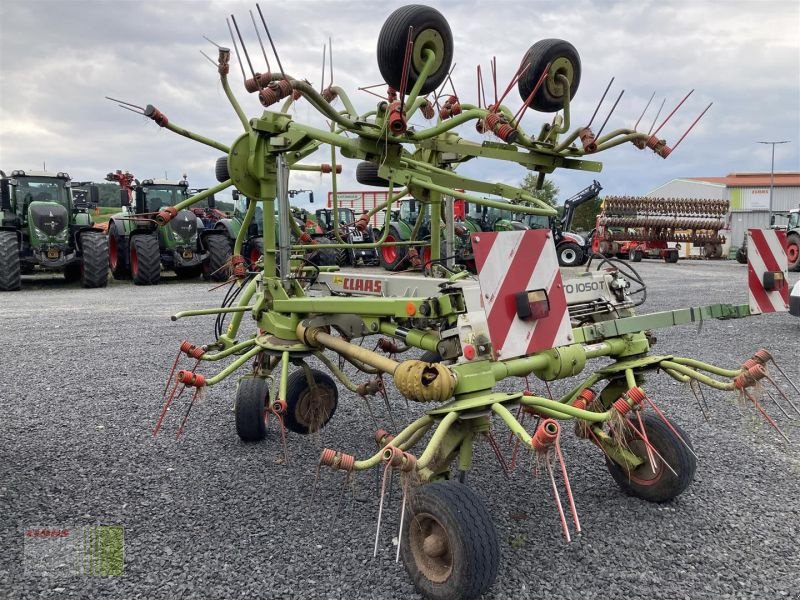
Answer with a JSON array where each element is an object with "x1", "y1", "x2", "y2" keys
[{"x1": 646, "y1": 172, "x2": 800, "y2": 253}]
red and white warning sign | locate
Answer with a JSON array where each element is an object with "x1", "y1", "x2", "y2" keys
[
  {"x1": 747, "y1": 228, "x2": 789, "y2": 314},
  {"x1": 471, "y1": 230, "x2": 571, "y2": 359}
]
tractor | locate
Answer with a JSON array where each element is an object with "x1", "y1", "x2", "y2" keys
[
  {"x1": 550, "y1": 180, "x2": 602, "y2": 267},
  {"x1": 0, "y1": 169, "x2": 108, "y2": 290},
  {"x1": 316, "y1": 207, "x2": 380, "y2": 267},
  {"x1": 379, "y1": 198, "x2": 432, "y2": 271},
  {"x1": 738, "y1": 208, "x2": 800, "y2": 271},
  {"x1": 105, "y1": 176, "x2": 230, "y2": 284}
]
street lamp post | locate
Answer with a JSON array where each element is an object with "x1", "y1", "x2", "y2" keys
[{"x1": 757, "y1": 140, "x2": 789, "y2": 225}]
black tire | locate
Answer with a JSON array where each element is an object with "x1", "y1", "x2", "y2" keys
[
  {"x1": 557, "y1": 242, "x2": 584, "y2": 267},
  {"x1": 400, "y1": 481, "x2": 500, "y2": 600},
  {"x1": 631, "y1": 249, "x2": 643, "y2": 263},
  {"x1": 377, "y1": 5, "x2": 454, "y2": 96},
  {"x1": 79, "y1": 232, "x2": 109, "y2": 288},
  {"x1": 108, "y1": 224, "x2": 130, "y2": 279},
  {"x1": 0, "y1": 231, "x2": 21, "y2": 291},
  {"x1": 235, "y1": 376, "x2": 269, "y2": 442},
  {"x1": 605, "y1": 412, "x2": 696, "y2": 503},
  {"x1": 130, "y1": 234, "x2": 161, "y2": 285},
  {"x1": 735, "y1": 246, "x2": 747, "y2": 264},
  {"x1": 308, "y1": 246, "x2": 338, "y2": 267},
  {"x1": 379, "y1": 225, "x2": 408, "y2": 271},
  {"x1": 174, "y1": 265, "x2": 202, "y2": 280},
  {"x1": 215, "y1": 156, "x2": 229, "y2": 183},
  {"x1": 283, "y1": 369, "x2": 339, "y2": 435},
  {"x1": 356, "y1": 162, "x2": 390, "y2": 187},
  {"x1": 420, "y1": 350, "x2": 442, "y2": 363},
  {"x1": 664, "y1": 250, "x2": 679, "y2": 263},
  {"x1": 335, "y1": 247, "x2": 349, "y2": 267},
  {"x1": 517, "y1": 39, "x2": 581, "y2": 113},
  {"x1": 787, "y1": 233, "x2": 800, "y2": 272},
  {"x1": 203, "y1": 234, "x2": 232, "y2": 281}
]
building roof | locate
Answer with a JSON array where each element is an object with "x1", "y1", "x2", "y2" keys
[{"x1": 688, "y1": 172, "x2": 800, "y2": 187}]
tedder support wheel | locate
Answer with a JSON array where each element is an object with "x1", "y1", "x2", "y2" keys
[
  {"x1": 605, "y1": 412, "x2": 697, "y2": 503},
  {"x1": 377, "y1": 5, "x2": 454, "y2": 96},
  {"x1": 0, "y1": 230, "x2": 21, "y2": 291},
  {"x1": 79, "y1": 231, "x2": 109, "y2": 288},
  {"x1": 400, "y1": 481, "x2": 500, "y2": 600},
  {"x1": 735, "y1": 246, "x2": 747, "y2": 264},
  {"x1": 380, "y1": 226, "x2": 408, "y2": 271},
  {"x1": 215, "y1": 156, "x2": 230, "y2": 183},
  {"x1": 108, "y1": 224, "x2": 130, "y2": 279},
  {"x1": 787, "y1": 233, "x2": 800, "y2": 272},
  {"x1": 518, "y1": 39, "x2": 581, "y2": 113},
  {"x1": 557, "y1": 242, "x2": 584, "y2": 267},
  {"x1": 355, "y1": 161, "x2": 390, "y2": 187},
  {"x1": 283, "y1": 369, "x2": 338, "y2": 435},
  {"x1": 235, "y1": 376, "x2": 270, "y2": 442},
  {"x1": 130, "y1": 234, "x2": 161, "y2": 285},
  {"x1": 203, "y1": 234, "x2": 232, "y2": 281}
]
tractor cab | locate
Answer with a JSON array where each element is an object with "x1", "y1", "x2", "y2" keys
[
  {"x1": 316, "y1": 207, "x2": 355, "y2": 231},
  {"x1": 466, "y1": 201, "x2": 526, "y2": 232},
  {"x1": 136, "y1": 179, "x2": 189, "y2": 214},
  {"x1": 6, "y1": 171, "x2": 76, "y2": 241}
]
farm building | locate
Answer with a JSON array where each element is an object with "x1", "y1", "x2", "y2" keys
[{"x1": 646, "y1": 172, "x2": 800, "y2": 254}]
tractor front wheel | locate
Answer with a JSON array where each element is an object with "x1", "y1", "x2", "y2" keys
[
  {"x1": 203, "y1": 234, "x2": 232, "y2": 281},
  {"x1": 108, "y1": 224, "x2": 130, "y2": 279},
  {"x1": 605, "y1": 412, "x2": 696, "y2": 503},
  {"x1": 283, "y1": 369, "x2": 338, "y2": 435},
  {"x1": 0, "y1": 231, "x2": 21, "y2": 291},
  {"x1": 79, "y1": 232, "x2": 109, "y2": 288},
  {"x1": 400, "y1": 481, "x2": 500, "y2": 600},
  {"x1": 380, "y1": 227, "x2": 408, "y2": 271},
  {"x1": 130, "y1": 234, "x2": 161, "y2": 285},
  {"x1": 557, "y1": 242, "x2": 584, "y2": 267},
  {"x1": 235, "y1": 376, "x2": 270, "y2": 442},
  {"x1": 664, "y1": 249, "x2": 679, "y2": 263}
]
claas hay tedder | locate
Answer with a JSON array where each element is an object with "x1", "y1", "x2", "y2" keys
[{"x1": 110, "y1": 5, "x2": 797, "y2": 598}]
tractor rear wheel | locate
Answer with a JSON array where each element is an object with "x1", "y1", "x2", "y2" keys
[
  {"x1": 664, "y1": 249, "x2": 679, "y2": 263},
  {"x1": 108, "y1": 224, "x2": 130, "y2": 279},
  {"x1": 605, "y1": 412, "x2": 696, "y2": 503},
  {"x1": 400, "y1": 481, "x2": 500, "y2": 600},
  {"x1": 518, "y1": 39, "x2": 581, "y2": 112},
  {"x1": 235, "y1": 376, "x2": 270, "y2": 442},
  {"x1": 130, "y1": 234, "x2": 161, "y2": 285},
  {"x1": 377, "y1": 5, "x2": 454, "y2": 96},
  {"x1": 380, "y1": 226, "x2": 408, "y2": 271},
  {"x1": 79, "y1": 232, "x2": 109, "y2": 288},
  {"x1": 787, "y1": 233, "x2": 800, "y2": 272},
  {"x1": 557, "y1": 242, "x2": 584, "y2": 267},
  {"x1": 203, "y1": 234, "x2": 232, "y2": 281},
  {"x1": 0, "y1": 231, "x2": 21, "y2": 291},
  {"x1": 283, "y1": 369, "x2": 339, "y2": 435}
]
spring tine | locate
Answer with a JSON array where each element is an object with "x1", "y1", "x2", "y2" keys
[
  {"x1": 202, "y1": 35, "x2": 222, "y2": 49},
  {"x1": 310, "y1": 461, "x2": 324, "y2": 505},
  {"x1": 249, "y1": 9, "x2": 271, "y2": 73},
  {"x1": 175, "y1": 388, "x2": 200, "y2": 439},
  {"x1": 554, "y1": 440, "x2": 581, "y2": 534},
  {"x1": 380, "y1": 381, "x2": 397, "y2": 432},
  {"x1": 328, "y1": 36, "x2": 334, "y2": 89},
  {"x1": 647, "y1": 97, "x2": 666, "y2": 135},
  {"x1": 651, "y1": 89, "x2": 694, "y2": 137},
  {"x1": 396, "y1": 480, "x2": 408, "y2": 562},
  {"x1": 633, "y1": 90, "x2": 656, "y2": 130},
  {"x1": 763, "y1": 374, "x2": 800, "y2": 416},
  {"x1": 491, "y1": 56, "x2": 498, "y2": 107},
  {"x1": 153, "y1": 381, "x2": 181, "y2": 436},
  {"x1": 587, "y1": 76, "x2": 615, "y2": 129},
  {"x1": 766, "y1": 390, "x2": 794, "y2": 420},
  {"x1": 226, "y1": 18, "x2": 248, "y2": 83},
  {"x1": 486, "y1": 432, "x2": 511, "y2": 479},
  {"x1": 320, "y1": 43, "x2": 326, "y2": 93},
  {"x1": 545, "y1": 455, "x2": 571, "y2": 543},
  {"x1": 373, "y1": 461, "x2": 392, "y2": 557},
  {"x1": 514, "y1": 62, "x2": 550, "y2": 124},
  {"x1": 644, "y1": 396, "x2": 699, "y2": 460},
  {"x1": 744, "y1": 390, "x2": 791, "y2": 444},
  {"x1": 117, "y1": 104, "x2": 145, "y2": 116},
  {"x1": 199, "y1": 50, "x2": 218, "y2": 67},
  {"x1": 255, "y1": 4, "x2": 286, "y2": 80},
  {"x1": 230, "y1": 15, "x2": 261, "y2": 91},
  {"x1": 621, "y1": 419, "x2": 678, "y2": 477},
  {"x1": 105, "y1": 96, "x2": 145, "y2": 111},
  {"x1": 688, "y1": 379, "x2": 710, "y2": 422},
  {"x1": 768, "y1": 360, "x2": 800, "y2": 401},
  {"x1": 163, "y1": 347, "x2": 184, "y2": 397},
  {"x1": 593, "y1": 89, "x2": 625, "y2": 141},
  {"x1": 696, "y1": 379, "x2": 711, "y2": 414}
]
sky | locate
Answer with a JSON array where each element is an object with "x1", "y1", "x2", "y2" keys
[{"x1": 1, "y1": 0, "x2": 798, "y2": 209}]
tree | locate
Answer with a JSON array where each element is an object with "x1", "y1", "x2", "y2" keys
[
  {"x1": 520, "y1": 173, "x2": 559, "y2": 207},
  {"x1": 571, "y1": 197, "x2": 603, "y2": 232}
]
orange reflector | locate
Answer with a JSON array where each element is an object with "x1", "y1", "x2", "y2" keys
[
  {"x1": 463, "y1": 344, "x2": 475, "y2": 360},
  {"x1": 405, "y1": 302, "x2": 417, "y2": 316}
]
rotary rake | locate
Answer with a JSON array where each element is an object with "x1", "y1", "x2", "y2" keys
[
  {"x1": 110, "y1": 5, "x2": 797, "y2": 599},
  {"x1": 593, "y1": 195, "x2": 730, "y2": 262}
]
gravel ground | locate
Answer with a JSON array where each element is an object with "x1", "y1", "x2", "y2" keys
[{"x1": 2, "y1": 260, "x2": 799, "y2": 599}]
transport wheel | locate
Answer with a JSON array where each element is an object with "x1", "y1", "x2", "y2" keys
[
  {"x1": 0, "y1": 230, "x2": 21, "y2": 291},
  {"x1": 557, "y1": 242, "x2": 584, "y2": 267},
  {"x1": 400, "y1": 481, "x2": 500, "y2": 600},
  {"x1": 664, "y1": 249, "x2": 679, "y2": 263},
  {"x1": 377, "y1": 5, "x2": 454, "y2": 96},
  {"x1": 787, "y1": 233, "x2": 800, "y2": 272},
  {"x1": 380, "y1": 226, "x2": 408, "y2": 271},
  {"x1": 356, "y1": 161, "x2": 390, "y2": 187},
  {"x1": 235, "y1": 376, "x2": 270, "y2": 442},
  {"x1": 283, "y1": 369, "x2": 339, "y2": 435},
  {"x1": 108, "y1": 224, "x2": 130, "y2": 279},
  {"x1": 735, "y1": 246, "x2": 747, "y2": 264},
  {"x1": 605, "y1": 412, "x2": 696, "y2": 503},
  {"x1": 215, "y1": 156, "x2": 229, "y2": 183},
  {"x1": 203, "y1": 234, "x2": 232, "y2": 281},
  {"x1": 79, "y1": 231, "x2": 109, "y2": 288},
  {"x1": 130, "y1": 234, "x2": 161, "y2": 285},
  {"x1": 517, "y1": 39, "x2": 581, "y2": 112}
]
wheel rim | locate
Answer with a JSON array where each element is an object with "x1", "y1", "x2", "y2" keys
[
  {"x1": 409, "y1": 512, "x2": 453, "y2": 583},
  {"x1": 412, "y1": 29, "x2": 445, "y2": 74},
  {"x1": 295, "y1": 385, "x2": 336, "y2": 432},
  {"x1": 422, "y1": 245, "x2": 431, "y2": 266},
  {"x1": 109, "y1": 234, "x2": 118, "y2": 270},
  {"x1": 562, "y1": 249, "x2": 576, "y2": 263},
  {"x1": 382, "y1": 234, "x2": 397, "y2": 263},
  {"x1": 546, "y1": 56, "x2": 575, "y2": 98},
  {"x1": 787, "y1": 242, "x2": 799, "y2": 263},
  {"x1": 625, "y1": 439, "x2": 665, "y2": 486}
]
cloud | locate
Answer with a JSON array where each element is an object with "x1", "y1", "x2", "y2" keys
[{"x1": 1, "y1": 0, "x2": 797, "y2": 207}]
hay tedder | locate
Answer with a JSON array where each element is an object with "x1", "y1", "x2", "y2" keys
[
  {"x1": 111, "y1": 5, "x2": 797, "y2": 598},
  {"x1": 592, "y1": 196, "x2": 730, "y2": 262}
]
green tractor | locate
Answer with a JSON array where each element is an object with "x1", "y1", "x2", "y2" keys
[
  {"x1": 452, "y1": 201, "x2": 530, "y2": 271},
  {"x1": 0, "y1": 169, "x2": 108, "y2": 291},
  {"x1": 316, "y1": 207, "x2": 380, "y2": 267},
  {"x1": 735, "y1": 208, "x2": 800, "y2": 271},
  {"x1": 106, "y1": 177, "x2": 230, "y2": 285},
  {"x1": 379, "y1": 198, "x2": 431, "y2": 271}
]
